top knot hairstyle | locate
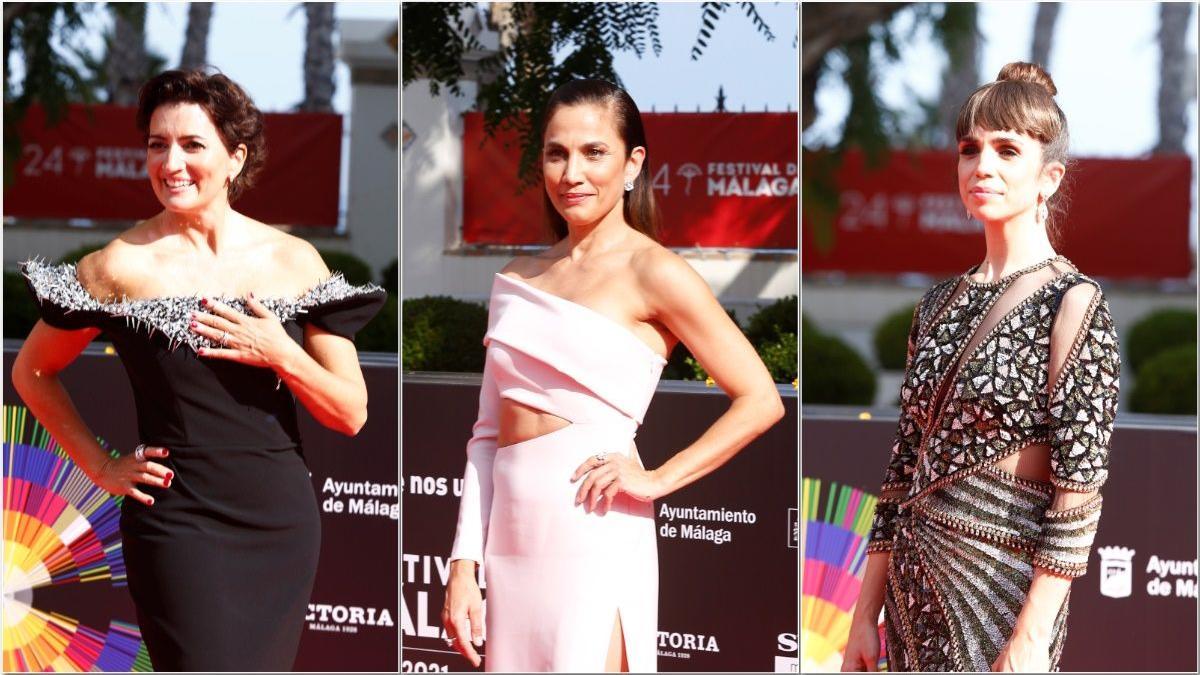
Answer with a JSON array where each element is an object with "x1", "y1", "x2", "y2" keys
[
  {"x1": 956, "y1": 62, "x2": 1071, "y2": 244},
  {"x1": 540, "y1": 79, "x2": 660, "y2": 242},
  {"x1": 136, "y1": 70, "x2": 267, "y2": 203}
]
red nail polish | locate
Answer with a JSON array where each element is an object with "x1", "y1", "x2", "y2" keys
[
  {"x1": 148, "y1": 498, "x2": 154, "y2": 505},
  {"x1": 200, "y1": 298, "x2": 208, "y2": 306},
  {"x1": 166, "y1": 472, "x2": 174, "y2": 480},
  {"x1": 190, "y1": 321, "x2": 197, "y2": 328}
]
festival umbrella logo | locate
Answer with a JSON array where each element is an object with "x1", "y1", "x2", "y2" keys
[
  {"x1": 3, "y1": 405, "x2": 151, "y2": 672},
  {"x1": 801, "y1": 477, "x2": 888, "y2": 672}
]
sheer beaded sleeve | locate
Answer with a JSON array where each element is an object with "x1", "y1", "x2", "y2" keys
[
  {"x1": 1033, "y1": 282, "x2": 1120, "y2": 578},
  {"x1": 867, "y1": 299, "x2": 927, "y2": 554}
]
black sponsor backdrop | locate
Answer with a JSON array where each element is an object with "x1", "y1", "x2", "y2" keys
[
  {"x1": 401, "y1": 375, "x2": 799, "y2": 672},
  {"x1": 802, "y1": 411, "x2": 1198, "y2": 672},
  {"x1": 2, "y1": 346, "x2": 398, "y2": 672}
]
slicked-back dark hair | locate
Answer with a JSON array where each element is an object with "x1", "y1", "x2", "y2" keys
[{"x1": 540, "y1": 79, "x2": 660, "y2": 241}]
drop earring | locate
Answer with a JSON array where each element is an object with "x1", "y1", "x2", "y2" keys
[{"x1": 1037, "y1": 195, "x2": 1048, "y2": 225}]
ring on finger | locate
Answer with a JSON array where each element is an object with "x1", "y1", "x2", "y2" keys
[
  {"x1": 219, "y1": 330, "x2": 230, "y2": 347},
  {"x1": 594, "y1": 452, "x2": 608, "y2": 464},
  {"x1": 134, "y1": 444, "x2": 147, "y2": 462},
  {"x1": 444, "y1": 636, "x2": 456, "y2": 647}
]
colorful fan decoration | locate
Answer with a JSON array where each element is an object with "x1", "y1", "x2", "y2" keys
[
  {"x1": 801, "y1": 477, "x2": 887, "y2": 672},
  {"x1": 3, "y1": 405, "x2": 152, "y2": 672}
]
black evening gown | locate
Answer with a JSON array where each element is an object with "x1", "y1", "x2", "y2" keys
[{"x1": 20, "y1": 259, "x2": 386, "y2": 672}]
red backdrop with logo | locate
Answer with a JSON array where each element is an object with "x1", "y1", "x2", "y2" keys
[
  {"x1": 802, "y1": 150, "x2": 1193, "y2": 279},
  {"x1": 462, "y1": 112, "x2": 798, "y2": 249},
  {"x1": 4, "y1": 103, "x2": 342, "y2": 227}
]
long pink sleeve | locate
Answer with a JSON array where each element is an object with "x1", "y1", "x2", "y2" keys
[{"x1": 449, "y1": 353, "x2": 499, "y2": 564}]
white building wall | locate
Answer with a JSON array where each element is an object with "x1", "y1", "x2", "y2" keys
[{"x1": 333, "y1": 19, "x2": 398, "y2": 276}]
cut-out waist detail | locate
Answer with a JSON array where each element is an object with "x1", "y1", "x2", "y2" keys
[
  {"x1": 496, "y1": 420, "x2": 637, "y2": 453},
  {"x1": 992, "y1": 442, "x2": 1052, "y2": 484},
  {"x1": 498, "y1": 397, "x2": 573, "y2": 448}
]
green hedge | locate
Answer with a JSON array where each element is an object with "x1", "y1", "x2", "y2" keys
[
  {"x1": 402, "y1": 295, "x2": 488, "y2": 372},
  {"x1": 746, "y1": 295, "x2": 796, "y2": 346},
  {"x1": 1126, "y1": 308, "x2": 1196, "y2": 375},
  {"x1": 1129, "y1": 345, "x2": 1196, "y2": 414},
  {"x1": 318, "y1": 249, "x2": 374, "y2": 287},
  {"x1": 802, "y1": 313, "x2": 875, "y2": 405},
  {"x1": 874, "y1": 303, "x2": 916, "y2": 370},
  {"x1": 381, "y1": 259, "x2": 398, "y2": 296},
  {"x1": 4, "y1": 271, "x2": 40, "y2": 340},
  {"x1": 663, "y1": 297, "x2": 798, "y2": 384},
  {"x1": 400, "y1": 293, "x2": 798, "y2": 383}
]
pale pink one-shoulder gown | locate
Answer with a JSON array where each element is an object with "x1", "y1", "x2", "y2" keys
[{"x1": 450, "y1": 273, "x2": 667, "y2": 672}]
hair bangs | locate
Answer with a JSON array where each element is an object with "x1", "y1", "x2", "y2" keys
[{"x1": 955, "y1": 81, "x2": 1060, "y2": 145}]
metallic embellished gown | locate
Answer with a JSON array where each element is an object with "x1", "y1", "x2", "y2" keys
[
  {"x1": 866, "y1": 256, "x2": 1120, "y2": 672},
  {"x1": 21, "y1": 259, "x2": 386, "y2": 671}
]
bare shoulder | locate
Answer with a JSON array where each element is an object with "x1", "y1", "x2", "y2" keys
[
  {"x1": 630, "y1": 242, "x2": 712, "y2": 310},
  {"x1": 75, "y1": 225, "x2": 155, "y2": 300},
  {"x1": 499, "y1": 255, "x2": 535, "y2": 278},
  {"x1": 264, "y1": 227, "x2": 330, "y2": 289},
  {"x1": 499, "y1": 243, "x2": 564, "y2": 279}
]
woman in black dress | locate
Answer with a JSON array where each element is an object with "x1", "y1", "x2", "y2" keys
[{"x1": 11, "y1": 70, "x2": 385, "y2": 671}]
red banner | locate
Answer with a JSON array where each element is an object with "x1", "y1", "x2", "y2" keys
[
  {"x1": 802, "y1": 150, "x2": 1193, "y2": 280},
  {"x1": 4, "y1": 103, "x2": 342, "y2": 227},
  {"x1": 462, "y1": 112, "x2": 798, "y2": 249}
]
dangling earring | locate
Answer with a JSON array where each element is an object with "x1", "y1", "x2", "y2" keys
[
  {"x1": 1037, "y1": 194, "x2": 1048, "y2": 225},
  {"x1": 624, "y1": 179, "x2": 634, "y2": 192}
]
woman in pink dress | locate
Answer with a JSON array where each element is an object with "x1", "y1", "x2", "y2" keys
[{"x1": 440, "y1": 79, "x2": 786, "y2": 672}]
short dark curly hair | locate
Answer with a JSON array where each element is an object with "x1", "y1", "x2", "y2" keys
[{"x1": 136, "y1": 69, "x2": 266, "y2": 202}]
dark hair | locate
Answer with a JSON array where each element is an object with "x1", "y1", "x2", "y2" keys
[
  {"x1": 956, "y1": 62, "x2": 1071, "y2": 246},
  {"x1": 136, "y1": 69, "x2": 266, "y2": 202},
  {"x1": 540, "y1": 79, "x2": 660, "y2": 241}
]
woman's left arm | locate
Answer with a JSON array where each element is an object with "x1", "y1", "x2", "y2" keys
[
  {"x1": 192, "y1": 297, "x2": 369, "y2": 436},
  {"x1": 995, "y1": 282, "x2": 1121, "y2": 671},
  {"x1": 575, "y1": 249, "x2": 785, "y2": 511}
]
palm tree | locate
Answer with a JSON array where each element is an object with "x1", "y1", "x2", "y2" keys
[
  {"x1": 106, "y1": 3, "x2": 148, "y2": 105},
  {"x1": 1154, "y1": 2, "x2": 1194, "y2": 154},
  {"x1": 935, "y1": 4, "x2": 978, "y2": 148},
  {"x1": 180, "y1": 2, "x2": 213, "y2": 70},
  {"x1": 300, "y1": 2, "x2": 335, "y2": 112},
  {"x1": 1030, "y1": 3, "x2": 1060, "y2": 68}
]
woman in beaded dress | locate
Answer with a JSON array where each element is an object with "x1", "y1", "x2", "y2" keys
[
  {"x1": 841, "y1": 63, "x2": 1121, "y2": 672},
  {"x1": 12, "y1": 70, "x2": 385, "y2": 670}
]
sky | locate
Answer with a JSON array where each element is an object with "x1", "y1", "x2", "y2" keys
[
  {"x1": 6, "y1": 2, "x2": 398, "y2": 115},
  {"x1": 804, "y1": 1, "x2": 1199, "y2": 253},
  {"x1": 143, "y1": 1, "x2": 399, "y2": 115},
  {"x1": 805, "y1": 2, "x2": 1199, "y2": 159},
  {"x1": 11, "y1": 1, "x2": 794, "y2": 123},
  {"x1": 610, "y1": 1, "x2": 799, "y2": 113},
  {"x1": 5, "y1": 2, "x2": 398, "y2": 230}
]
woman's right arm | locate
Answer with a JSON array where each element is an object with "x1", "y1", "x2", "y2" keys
[
  {"x1": 12, "y1": 322, "x2": 169, "y2": 505},
  {"x1": 443, "y1": 348, "x2": 501, "y2": 668},
  {"x1": 843, "y1": 296, "x2": 931, "y2": 670},
  {"x1": 842, "y1": 551, "x2": 889, "y2": 671}
]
